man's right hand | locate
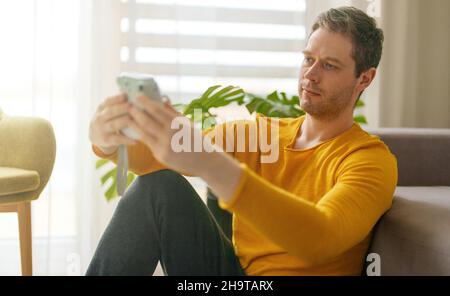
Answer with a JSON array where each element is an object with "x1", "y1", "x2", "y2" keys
[{"x1": 89, "y1": 94, "x2": 137, "y2": 156}]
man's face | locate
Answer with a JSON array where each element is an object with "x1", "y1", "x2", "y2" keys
[{"x1": 299, "y1": 28, "x2": 359, "y2": 120}]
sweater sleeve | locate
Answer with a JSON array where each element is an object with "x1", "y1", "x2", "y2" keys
[
  {"x1": 92, "y1": 119, "x2": 255, "y2": 176},
  {"x1": 219, "y1": 146, "x2": 398, "y2": 266},
  {"x1": 92, "y1": 143, "x2": 168, "y2": 176}
]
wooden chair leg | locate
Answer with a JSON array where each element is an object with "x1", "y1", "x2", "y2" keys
[{"x1": 17, "y1": 202, "x2": 32, "y2": 276}]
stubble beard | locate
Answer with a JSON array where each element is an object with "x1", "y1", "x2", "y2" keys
[{"x1": 300, "y1": 82, "x2": 356, "y2": 122}]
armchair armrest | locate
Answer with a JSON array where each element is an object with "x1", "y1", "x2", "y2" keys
[{"x1": 0, "y1": 114, "x2": 56, "y2": 203}]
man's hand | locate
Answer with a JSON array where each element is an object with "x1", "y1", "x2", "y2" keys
[
  {"x1": 128, "y1": 96, "x2": 244, "y2": 202},
  {"x1": 128, "y1": 96, "x2": 209, "y2": 176},
  {"x1": 89, "y1": 94, "x2": 137, "y2": 155}
]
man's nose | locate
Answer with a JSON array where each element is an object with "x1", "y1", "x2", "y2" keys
[{"x1": 303, "y1": 63, "x2": 320, "y2": 83}]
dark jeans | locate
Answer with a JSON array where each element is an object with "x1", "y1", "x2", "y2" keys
[{"x1": 86, "y1": 170, "x2": 246, "y2": 276}]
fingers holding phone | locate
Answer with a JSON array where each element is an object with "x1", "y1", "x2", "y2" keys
[{"x1": 89, "y1": 93, "x2": 137, "y2": 155}]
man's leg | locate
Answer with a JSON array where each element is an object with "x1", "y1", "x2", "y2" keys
[{"x1": 86, "y1": 170, "x2": 245, "y2": 276}]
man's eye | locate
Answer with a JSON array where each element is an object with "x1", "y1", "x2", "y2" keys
[
  {"x1": 324, "y1": 63, "x2": 336, "y2": 70},
  {"x1": 304, "y1": 57, "x2": 314, "y2": 64}
]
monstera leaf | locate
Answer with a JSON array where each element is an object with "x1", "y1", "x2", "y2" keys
[
  {"x1": 245, "y1": 91, "x2": 305, "y2": 118},
  {"x1": 353, "y1": 100, "x2": 367, "y2": 124},
  {"x1": 181, "y1": 85, "x2": 246, "y2": 127},
  {"x1": 96, "y1": 158, "x2": 136, "y2": 201}
]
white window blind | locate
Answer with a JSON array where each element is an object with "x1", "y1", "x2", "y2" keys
[{"x1": 119, "y1": 0, "x2": 306, "y2": 104}]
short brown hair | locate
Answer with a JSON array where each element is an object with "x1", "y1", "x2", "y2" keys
[{"x1": 311, "y1": 6, "x2": 384, "y2": 77}]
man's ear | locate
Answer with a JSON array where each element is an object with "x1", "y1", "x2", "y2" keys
[{"x1": 358, "y1": 68, "x2": 377, "y2": 92}]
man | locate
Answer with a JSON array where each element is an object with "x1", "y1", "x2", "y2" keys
[{"x1": 87, "y1": 7, "x2": 397, "y2": 276}]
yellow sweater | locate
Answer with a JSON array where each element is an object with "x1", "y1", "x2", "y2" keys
[{"x1": 94, "y1": 115, "x2": 398, "y2": 276}]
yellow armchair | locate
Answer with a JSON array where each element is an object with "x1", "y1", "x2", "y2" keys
[{"x1": 0, "y1": 108, "x2": 56, "y2": 276}]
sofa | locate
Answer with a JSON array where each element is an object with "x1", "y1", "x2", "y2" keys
[
  {"x1": 207, "y1": 127, "x2": 450, "y2": 276},
  {"x1": 367, "y1": 128, "x2": 450, "y2": 276}
]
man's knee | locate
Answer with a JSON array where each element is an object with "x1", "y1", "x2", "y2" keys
[
  {"x1": 137, "y1": 170, "x2": 187, "y2": 191},
  {"x1": 127, "y1": 170, "x2": 195, "y2": 206}
]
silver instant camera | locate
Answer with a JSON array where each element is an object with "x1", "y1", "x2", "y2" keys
[{"x1": 117, "y1": 72, "x2": 163, "y2": 140}]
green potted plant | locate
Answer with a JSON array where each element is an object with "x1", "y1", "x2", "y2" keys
[{"x1": 96, "y1": 85, "x2": 367, "y2": 201}]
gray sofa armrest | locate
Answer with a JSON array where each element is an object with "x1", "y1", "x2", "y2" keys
[
  {"x1": 366, "y1": 128, "x2": 450, "y2": 186},
  {"x1": 368, "y1": 187, "x2": 450, "y2": 275}
]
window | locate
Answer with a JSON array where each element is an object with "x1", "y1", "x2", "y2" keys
[
  {"x1": 118, "y1": 0, "x2": 306, "y2": 105},
  {"x1": 0, "y1": 0, "x2": 82, "y2": 275},
  {"x1": 0, "y1": 0, "x2": 308, "y2": 275}
]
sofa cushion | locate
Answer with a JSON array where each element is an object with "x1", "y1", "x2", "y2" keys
[
  {"x1": 369, "y1": 187, "x2": 450, "y2": 275},
  {"x1": 0, "y1": 167, "x2": 40, "y2": 197}
]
